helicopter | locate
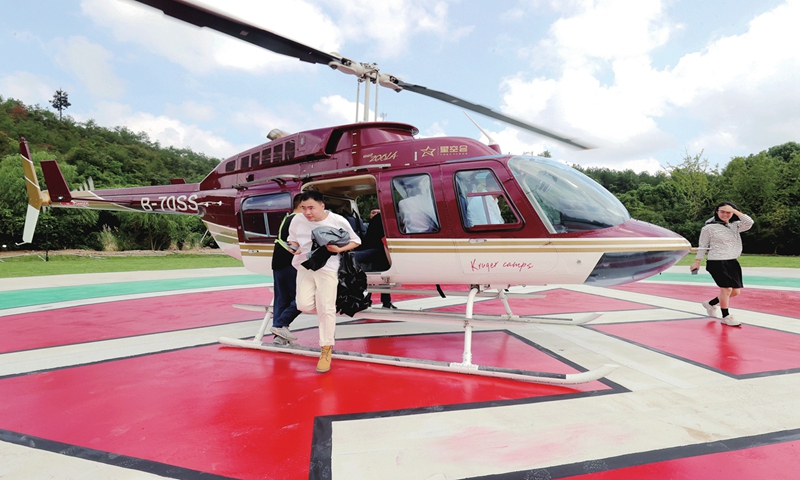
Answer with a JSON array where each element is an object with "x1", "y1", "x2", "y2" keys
[{"x1": 18, "y1": 0, "x2": 691, "y2": 385}]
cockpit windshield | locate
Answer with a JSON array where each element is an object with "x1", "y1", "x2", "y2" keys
[{"x1": 509, "y1": 156, "x2": 629, "y2": 233}]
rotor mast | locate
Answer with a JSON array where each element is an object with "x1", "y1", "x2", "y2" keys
[{"x1": 331, "y1": 59, "x2": 396, "y2": 123}]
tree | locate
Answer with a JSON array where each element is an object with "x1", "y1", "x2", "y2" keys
[
  {"x1": 666, "y1": 150, "x2": 716, "y2": 222},
  {"x1": 50, "y1": 89, "x2": 71, "y2": 120},
  {"x1": 719, "y1": 153, "x2": 785, "y2": 253}
]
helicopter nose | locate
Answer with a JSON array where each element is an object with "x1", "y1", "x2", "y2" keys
[
  {"x1": 584, "y1": 249, "x2": 688, "y2": 287},
  {"x1": 581, "y1": 219, "x2": 690, "y2": 287}
]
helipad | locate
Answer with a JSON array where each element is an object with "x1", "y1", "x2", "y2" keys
[{"x1": 1, "y1": 266, "x2": 799, "y2": 479}]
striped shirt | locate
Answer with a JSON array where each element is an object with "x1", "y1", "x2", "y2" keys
[{"x1": 694, "y1": 214, "x2": 754, "y2": 261}]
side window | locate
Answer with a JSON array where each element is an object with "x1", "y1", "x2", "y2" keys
[
  {"x1": 240, "y1": 193, "x2": 292, "y2": 241},
  {"x1": 240, "y1": 155, "x2": 250, "y2": 169},
  {"x1": 224, "y1": 160, "x2": 235, "y2": 172},
  {"x1": 273, "y1": 144, "x2": 283, "y2": 163},
  {"x1": 262, "y1": 147, "x2": 271, "y2": 165},
  {"x1": 285, "y1": 140, "x2": 295, "y2": 160},
  {"x1": 392, "y1": 174, "x2": 440, "y2": 234},
  {"x1": 455, "y1": 169, "x2": 520, "y2": 229},
  {"x1": 251, "y1": 151, "x2": 260, "y2": 167}
]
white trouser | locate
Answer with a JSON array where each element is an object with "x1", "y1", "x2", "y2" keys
[{"x1": 295, "y1": 267, "x2": 338, "y2": 346}]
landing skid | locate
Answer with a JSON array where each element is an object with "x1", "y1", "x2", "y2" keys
[
  {"x1": 218, "y1": 337, "x2": 617, "y2": 385},
  {"x1": 219, "y1": 287, "x2": 616, "y2": 385}
]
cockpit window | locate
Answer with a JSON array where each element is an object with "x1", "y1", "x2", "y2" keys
[
  {"x1": 455, "y1": 169, "x2": 519, "y2": 229},
  {"x1": 509, "y1": 156, "x2": 629, "y2": 233}
]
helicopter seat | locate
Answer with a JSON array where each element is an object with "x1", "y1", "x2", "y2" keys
[{"x1": 354, "y1": 237, "x2": 391, "y2": 272}]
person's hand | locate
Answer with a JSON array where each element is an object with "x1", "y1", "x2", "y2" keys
[
  {"x1": 718, "y1": 205, "x2": 742, "y2": 216},
  {"x1": 326, "y1": 244, "x2": 343, "y2": 253},
  {"x1": 288, "y1": 241, "x2": 301, "y2": 255},
  {"x1": 690, "y1": 259, "x2": 701, "y2": 272}
]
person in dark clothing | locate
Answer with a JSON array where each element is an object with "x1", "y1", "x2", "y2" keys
[
  {"x1": 354, "y1": 210, "x2": 395, "y2": 309},
  {"x1": 269, "y1": 195, "x2": 303, "y2": 345}
]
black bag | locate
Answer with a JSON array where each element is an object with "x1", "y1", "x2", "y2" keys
[{"x1": 336, "y1": 251, "x2": 370, "y2": 317}]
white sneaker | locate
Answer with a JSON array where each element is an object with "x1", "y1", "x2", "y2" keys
[
  {"x1": 721, "y1": 315, "x2": 742, "y2": 327},
  {"x1": 270, "y1": 326, "x2": 297, "y2": 341},
  {"x1": 272, "y1": 336, "x2": 290, "y2": 346},
  {"x1": 701, "y1": 301, "x2": 718, "y2": 318}
]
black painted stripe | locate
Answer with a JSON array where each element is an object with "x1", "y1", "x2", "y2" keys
[
  {"x1": 0, "y1": 429, "x2": 234, "y2": 479},
  {"x1": 467, "y1": 428, "x2": 800, "y2": 479}
]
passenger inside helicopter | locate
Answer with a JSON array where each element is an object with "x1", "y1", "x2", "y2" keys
[
  {"x1": 456, "y1": 170, "x2": 505, "y2": 227},
  {"x1": 393, "y1": 175, "x2": 439, "y2": 234}
]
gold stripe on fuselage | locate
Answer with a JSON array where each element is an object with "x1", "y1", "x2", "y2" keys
[{"x1": 386, "y1": 237, "x2": 690, "y2": 254}]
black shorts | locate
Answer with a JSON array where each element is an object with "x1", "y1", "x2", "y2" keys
[{"x1": 706, "y1": 259, "x2": 743, "y2": 288}]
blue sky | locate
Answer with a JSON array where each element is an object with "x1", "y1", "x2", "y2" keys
[{"x1": 2, "y1": 0, "x2": 797, "y2": 173}]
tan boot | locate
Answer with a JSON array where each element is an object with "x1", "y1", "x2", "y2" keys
[{"x1": 316, "y1": 345, "x2": 332, "y2": 373}]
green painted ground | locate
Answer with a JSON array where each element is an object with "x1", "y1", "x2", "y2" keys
[
  {"x1": 651, "y1": 272, "x2": 800, "y2": 289},
  {"x1": 0, "y1": 274, "x2": 270, "y2": 310}
]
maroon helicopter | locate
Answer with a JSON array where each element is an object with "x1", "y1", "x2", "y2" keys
[{"x1": 19, "y1": 0, "x2": 690, "y2": 384}]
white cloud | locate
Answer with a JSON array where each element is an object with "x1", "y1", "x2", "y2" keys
[
  {"x1": 327, "y1": 0, "x2": 471, "y2": 57},
  {"x1": 83, "y1": 0, "x2": 466, "y2": 76},
  {"x1": 667, "y1": 0, "x2": 800, "y2": 151},
  {"x1": 545, "y1": 0, "x2": 671, "y2": 65},
  {"x1": 165, "y1": 101, "x2": 217, "y2": 122},
  {"x1": 123, "y1": 112, "x2": 236, "y2": 158},
  {"x1": 499, "y1": 0, "x2": 677, "y2": 157},
  {"x1": 419, "y1": 122, "x2": 448, "y2": 138},
  {"x1": 312, "y1": 94, "x2": 361, "y2": 125},
  {"x1": 0, "y1": 72, "x2": 55, "y2": 106},
  {"x1": 228, "y1": 101, "x2": 296, "y2": 139},
  {"x1": 82, "y1": 0, "x2": 341, "y2": 75},
  {"x1": 80, "y1": 101, "x2": 237, "y2": 158},
  {"x1": 51, "y1": 36, "x2": 126, "y2": 99},
  {"x1": 496, "y1": 0, "x2": 800, "y2": 171}
]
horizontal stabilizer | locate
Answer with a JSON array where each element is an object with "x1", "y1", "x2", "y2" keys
[{"x1": 40, "y1": 160, "x2": 72, "y2": 202}]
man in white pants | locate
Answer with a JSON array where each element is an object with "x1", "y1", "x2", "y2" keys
[{"x1": 287, "y1": 191, "x2": 360, "y2": 373}]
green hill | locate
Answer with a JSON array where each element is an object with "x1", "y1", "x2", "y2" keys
[{"x1": 0, "y1": 96, "x2": 220, "y2": 251}]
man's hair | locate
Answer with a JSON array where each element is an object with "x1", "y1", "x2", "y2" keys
[{"x1": 299, "y1": 190, "x2": 325, "y2": 203}]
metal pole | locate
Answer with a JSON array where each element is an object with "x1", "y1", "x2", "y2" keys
[
  {"x1": 362, "y1": 78, "x2": 371, "y2": 122},
  {"x1": 355, "y1": 81, "x2": 361, "y2": 123},
  {"x1": 374, "y1": 75, "x2": 379, "y2": 122}
]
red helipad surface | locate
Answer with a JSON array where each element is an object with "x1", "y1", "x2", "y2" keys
[{"x1": 2, "y1": 268, "x2": 800, "y2": 479}]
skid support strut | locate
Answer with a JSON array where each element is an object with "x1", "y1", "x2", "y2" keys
[
  {"x1": 451, "y1": 287, "x2": 480, "y2": 370},
  {"x1": 219, "y1": 288, "x2": 617, "y2": 385}
]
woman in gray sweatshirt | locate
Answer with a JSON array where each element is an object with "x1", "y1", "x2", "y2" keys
[{"x1": 690, "y1": 201, "x2": 754, "y2": 327}]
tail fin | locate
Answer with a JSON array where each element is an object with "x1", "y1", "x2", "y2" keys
[
  {"x1": 19, "y1": 137, "x2": 51, "y2": 244},
  {"x1": 40, "y1": 160, "x2": 73, "y2": 203}
]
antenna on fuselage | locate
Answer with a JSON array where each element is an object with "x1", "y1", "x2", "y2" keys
[{"x1": 464, "y1": 112, "x2": 502, "y2": 154}]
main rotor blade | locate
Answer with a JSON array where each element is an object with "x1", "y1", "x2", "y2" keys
[
  {"x1": 133, "y1": 0, "x2": 591, "y2": 149},
  {"x1": 133, "y1": 0, "x2": 341, "y2": 65},
  {"x1": 396, "y1": 80, "x2": 591, "y2": 150}
]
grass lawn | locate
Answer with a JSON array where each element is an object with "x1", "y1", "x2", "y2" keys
[
  {"x1": 0, "y1": 252, "x2": 243, "y2": 278},
  {"x1": 675, "y1": 254, "x2": 800, "y2": 268}
]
